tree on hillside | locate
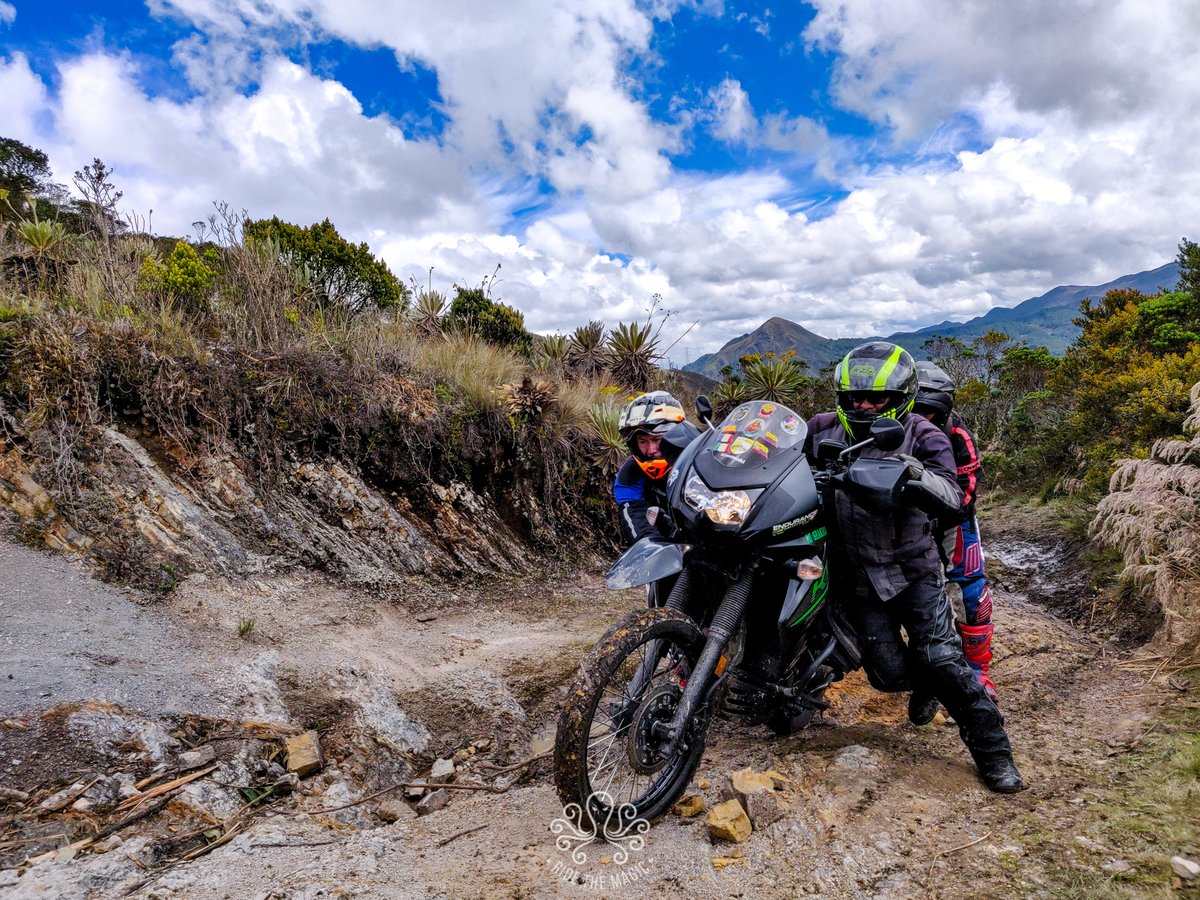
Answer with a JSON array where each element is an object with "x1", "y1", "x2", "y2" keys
[
  {"x1": 1045, "y1": 288, "x2": 1200, "y2": 489},
  {"x1": 0, "y1": 137, "x2": 70, "y2": 221},
  {"x1": 1177, "y1": 237, "x2": 1200, "y2": 298},
  {"x1": 0, "y1": 138, "x2": 51, "y2": 202},
  {"x1": 446, "y1": 285, "x2": 531, "y2": 351},
  {"x1": 242, "y1": 217, "x2": 408, "y2": 312},
  {"x1": 71, "y1": 158, "x2": 125, "y2": 238}
]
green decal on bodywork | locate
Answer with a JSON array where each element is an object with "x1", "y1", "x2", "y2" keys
[
  {"x1": 799, "y1": 526, "x2": 827, "y2": 544},
  {"x1": 787, "y1": 565, "x2": 829, "y2": 627}
]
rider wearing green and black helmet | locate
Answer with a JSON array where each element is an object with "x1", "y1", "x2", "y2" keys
[
  {"x1": 805, "y1": 341, "x2": 1024, "y2": 794},
  {"x1": 834, "y1": 340, "x2": 920, "y2": 441}
]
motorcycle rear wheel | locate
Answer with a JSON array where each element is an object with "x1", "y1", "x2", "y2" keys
[{"x1": 553, "y1": 607, "x2": 708, "y2": 827}]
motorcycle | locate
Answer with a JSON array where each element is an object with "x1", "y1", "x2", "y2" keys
[{"x1": 553, "y1": 396, "x2": 913, "y2": 827}]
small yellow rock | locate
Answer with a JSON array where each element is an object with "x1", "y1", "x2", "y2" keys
[
  {"x1": 706, "y1": 799, "x2": 752, "y2": 843},
  {"x1": 696, "y1": 777, "x2": 711, "y2": 790},
  {"x1": 673, "y1": 794, "x2": 705, "y2": 817}
]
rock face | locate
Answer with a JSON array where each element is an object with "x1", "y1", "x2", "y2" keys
[{"x1": 0, "y1": 427, "x2": 551, "y2": 587}]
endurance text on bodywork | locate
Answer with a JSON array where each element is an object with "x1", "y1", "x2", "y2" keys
[{"x1": 772, "y1": 509, "x2": 818, "y2": 535}]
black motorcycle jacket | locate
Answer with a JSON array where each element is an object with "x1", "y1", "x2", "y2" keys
[{"x1": 804, "y1": 412, "x2": 964, "y2": 601}]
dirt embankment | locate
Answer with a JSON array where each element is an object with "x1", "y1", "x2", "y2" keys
[{"x1": 2, "y1": 513, "x2": 1198, "y2": 899}]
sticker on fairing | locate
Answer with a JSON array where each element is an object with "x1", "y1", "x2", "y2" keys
[
  {"x1": 781, "y1": 415, "x2": 801, "y2": 434},
  {"x1": 771, "y1": 508, "x2": 818, "y2": 535}
]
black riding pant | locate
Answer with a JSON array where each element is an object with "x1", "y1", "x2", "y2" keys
[{"x1": 850, "y1": 572, "x2": 1012, "y2": 761}]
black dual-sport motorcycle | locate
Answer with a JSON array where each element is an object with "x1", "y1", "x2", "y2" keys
[{"x1": 553, "y1": 397, "x2": 914, "y2": 827}]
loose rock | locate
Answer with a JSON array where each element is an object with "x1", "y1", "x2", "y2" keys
[
  {"x1": 404, "y1": 779, "x2": 428, "y2": 801},
  {"x1": 706, "y1": 799, "x2": 752, "y2": 843},
  {"x1": 417, "y1": 788, "x2": 451, "y2": 816},
  {"x1": 378, "y1": 799, "x2": 417, "y2": 822},
  {"x1": 39, "y1": 779, "x2": 94, "y2": 813},
  {"x1": 672, "y1": 794, "x2": 705, "y2": 818},
  {"x1": 743, "y1": 789, "x2": 783, "y2": 831},
  {"x1": 726, "y1": 768, "x2": 778, "y2": 807},
  {"x1": 1172, "y1": 856, "x2": 1200, "y2": 880},
  {"x1": 179, "y1": 744, "x2": 217, "y2": 770},
  {"x1": 0, "y1": 786, "x2": 30, "y2": 804},
  {"x1": 285, "y1": 731, "x2": 324, "y2": 777},
  {"x1": 430, "y1": 758, "x2": 455, "y2": 780}
]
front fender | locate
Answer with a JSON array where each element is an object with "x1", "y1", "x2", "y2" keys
[{"x1": 605, "y1": 537, "x2": 686, "y2": 590}]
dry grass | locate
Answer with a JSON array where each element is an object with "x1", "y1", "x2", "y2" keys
[
  {"x1": 415, "y1": 333, "x2": 525, "y2": 414},
  {"x1": 1092, "y1": 380, "x2": 1200, "y2": 658},
  {"x1": 0, "y1": 223, "x2": 627, "y2": 580}
]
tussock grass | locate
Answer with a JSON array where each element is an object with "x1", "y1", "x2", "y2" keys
[
  {"x1": 416, "y1": 333, "x2": 524, "y2": 414},
  {"x1": 1093, "y1": 380, "x2": 1200, "y2": 657}
]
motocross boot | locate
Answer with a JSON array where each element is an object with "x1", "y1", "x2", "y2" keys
[
  {"x1": 959, "y1": 623, "x2": 998, "y2": 702},
  {"x1": 974, "y1": 753, "x2": 1025, "y2": 793},
  {"x1": 908, "y1": 690, "x2": 941, "y2": 726}
]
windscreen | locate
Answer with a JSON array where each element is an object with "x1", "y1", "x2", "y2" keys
[{"x1": 708, "y1": 401, "x2": 807, "y2": 468}]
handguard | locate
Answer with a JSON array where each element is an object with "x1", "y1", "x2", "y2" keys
[{"x1": 898, "y1": 453, "x2": 963, "y2": 516}]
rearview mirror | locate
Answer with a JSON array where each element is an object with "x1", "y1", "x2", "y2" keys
[
  {"x1": 696, "y1": 395, "x2": 713, "y2": 423},
  {"x1": 817, "y1": 439, "x2": 847, "y2": 461},
  {"x1": 869, "y1": 417, "x2": 905, "y2": 452}
]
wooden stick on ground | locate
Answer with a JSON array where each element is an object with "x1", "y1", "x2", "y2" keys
[
  {"x1": 1146, "y1": 646, "x2": 1183, "y2": 685},
  {"x1": 115, "y1": 766, "x2": 216, "y2": 813},
  {"x1": 436, "y1": 824, "x2": 488, "y2": 848},
  {"x1": 928, "y1": 831, "x2": 992, "y2": 878}
]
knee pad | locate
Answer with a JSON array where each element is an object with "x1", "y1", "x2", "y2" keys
[{"x1": 860, "y1": 634, "x2": 911, "y2": 692}]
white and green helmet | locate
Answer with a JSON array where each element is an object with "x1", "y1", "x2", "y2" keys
[{"x1": 833, "y1": 341, "x2": 919, "y2": 439}]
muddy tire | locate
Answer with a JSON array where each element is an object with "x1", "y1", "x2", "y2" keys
[{"x1": 553, "y1": 607, "x2": 708, "y2": 826}]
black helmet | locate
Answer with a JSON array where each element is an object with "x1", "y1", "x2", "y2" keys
[
  {"x1": 913, "y1": 361, "x2": 956, "y2": 425},
  {"x1": 834, "y1": 341, "x2": 918, "y2": 440},
  {"x1": 618, "y1": 391, "x2": 687, "y2": 479}
]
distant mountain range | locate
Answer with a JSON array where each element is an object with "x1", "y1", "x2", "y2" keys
[{"x1": 683, "y1": 261, "x2": 1181, "y2": 378}]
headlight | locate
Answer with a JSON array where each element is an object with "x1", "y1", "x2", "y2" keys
[{"x1": 684, "y1": 474, "x2": 760, "y2": 526}]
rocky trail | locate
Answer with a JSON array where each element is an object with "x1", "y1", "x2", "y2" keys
[{"x1": 1, "y1": 522, "x2": 1197, "y2": 899}]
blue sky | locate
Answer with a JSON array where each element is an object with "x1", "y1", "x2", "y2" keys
[{"x1": 2, "y1": 0, "x2": 1197, "y2": 362}]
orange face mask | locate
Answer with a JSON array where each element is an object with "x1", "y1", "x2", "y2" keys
[{"x1": 637, "y1": 458, "x2": 670, "y2": 480}]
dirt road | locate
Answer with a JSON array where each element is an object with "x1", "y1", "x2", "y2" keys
[{"x1": 1, "y1": 528, "x2": 1195, "y2": 898}]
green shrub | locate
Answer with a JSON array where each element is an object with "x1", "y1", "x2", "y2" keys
[
  {"x1": 446, "y1": 286, "x2": 531, "y2": 351},
  {"x1": 243, "y1": 217, "x2": 408, "y2": 312}
]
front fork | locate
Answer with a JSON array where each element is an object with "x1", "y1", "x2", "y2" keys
[{"x1": 651, "y1": 570, "x2": 754, "y2": 756}]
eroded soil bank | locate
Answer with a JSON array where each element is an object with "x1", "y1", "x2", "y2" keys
[{"x1": 1, "y1": 516, "x2": 1197, "y2": 899}]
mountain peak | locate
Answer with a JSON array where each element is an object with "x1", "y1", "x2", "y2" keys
[{"x1": 684, "y1": 261, "x2": 1180, "y2": 378}]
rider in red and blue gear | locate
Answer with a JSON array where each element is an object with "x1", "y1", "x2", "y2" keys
[{"x1": 913, "y1": 361, "x2": 998, "y2": 701}]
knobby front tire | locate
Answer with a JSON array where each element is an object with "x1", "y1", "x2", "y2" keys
[{"x1": 553, "y1": 607, "x2": 709, "y2": 826}]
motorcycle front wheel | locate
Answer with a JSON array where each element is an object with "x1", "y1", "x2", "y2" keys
[{"x1": 553, "y1": 607, "x2": 709, "y2": 827}]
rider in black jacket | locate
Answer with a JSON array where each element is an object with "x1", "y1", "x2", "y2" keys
[{"x1": 804, "y1": 342, "x2": 1024, "y2": 793}]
